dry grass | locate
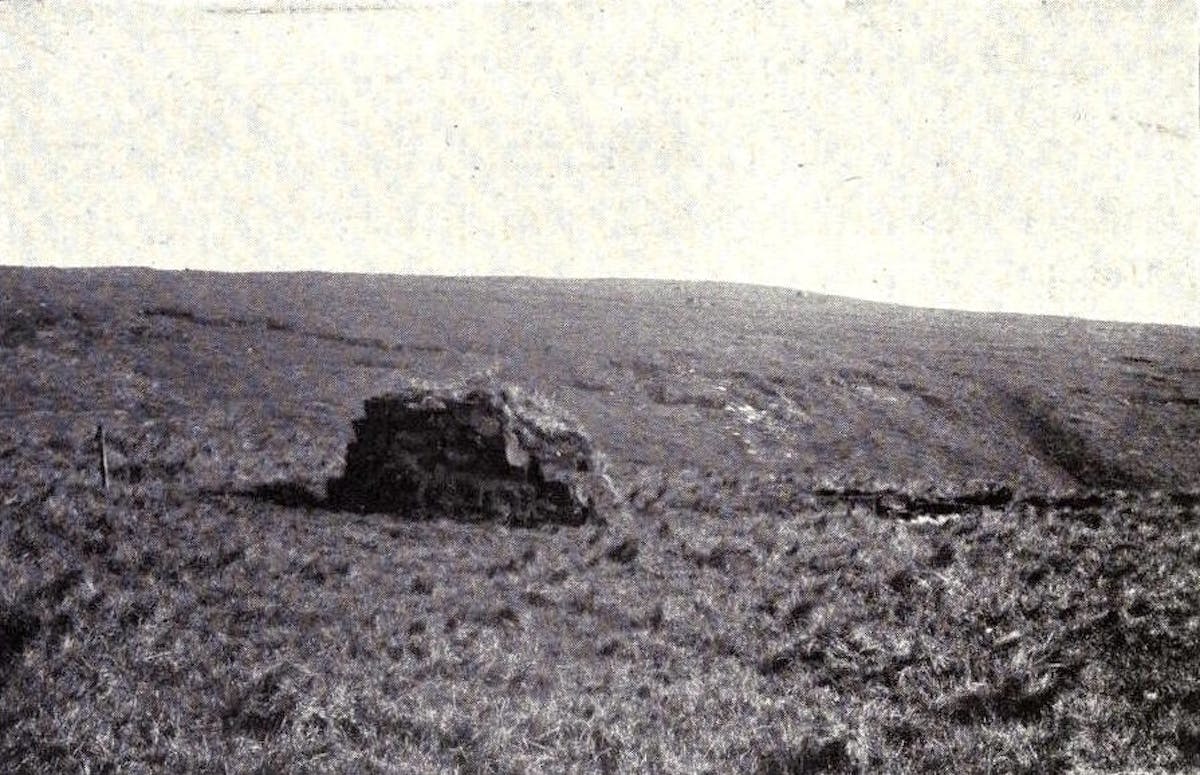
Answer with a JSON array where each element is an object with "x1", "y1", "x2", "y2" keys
[
  {"x1": 2, "y1": 466, "x2": 1198, "y2": 773},
  {"x1": 1, "y1": 268, "x2": 1198, "y2": 772}
]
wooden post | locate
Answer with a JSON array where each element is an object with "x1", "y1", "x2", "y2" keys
[{"x1": 96, "y1": 424, "x2": 109, "y2": 490}]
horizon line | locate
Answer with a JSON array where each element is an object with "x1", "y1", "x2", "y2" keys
[{"x1": 3, "y1": 263, "x2": 1196, "y2": 330}]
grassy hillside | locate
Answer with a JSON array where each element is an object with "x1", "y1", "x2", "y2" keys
[{"x1": 1, "y1": 267, "x2": 1198, "y2": 772}]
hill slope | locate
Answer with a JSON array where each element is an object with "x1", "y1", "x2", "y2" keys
[
  {"x1": 2, "y1": 267, "x2": 1197, "y2": 492},
  {"x1": 1, "y1": 267, "x2": 1198, "y2": 773}
]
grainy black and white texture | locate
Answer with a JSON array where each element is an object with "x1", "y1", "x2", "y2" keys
[
  {"x1": 1, "y1": 268, "x2": 1199, "y2": 772},
  {"x1": 328, "y1": 380, "x2": 616, "y2": 526}
]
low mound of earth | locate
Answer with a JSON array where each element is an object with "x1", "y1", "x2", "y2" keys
[{"x1": 327, "y1": 380, "x2": 615, "y2": 525}]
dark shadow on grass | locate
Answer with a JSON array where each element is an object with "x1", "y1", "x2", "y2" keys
[
  {"x1": 244, "y1": 481, "x2": 327, "y2": 509},
  {"x1": 201, "y1": 480, "x2": 329, "y2": 510},
  {"x1": 756, "y1": 737, "x2": 853, "y2": 774},
  {"x1": 1001, "y1": 388, "x2": 1150, "y2": 490},
  {"x1": 0, "y1": 605, "x2": 40, "y2": 690},
  {"x1": 946, "y1": 675, "x2": 1066, "y2": 724},
  {"x1": 0, "y1": 572, "x2": 80, "y2": 691},
  {"x1": 809, "y1": 484, "x2": 1014, "y2": 520}
]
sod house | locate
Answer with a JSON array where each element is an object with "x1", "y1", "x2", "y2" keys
[{"x1": 328, "y1": 380, "x2": 614, "y2": 526}]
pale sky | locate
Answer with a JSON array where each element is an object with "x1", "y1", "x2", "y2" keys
[{"x1": 2, "y1": 1, "x2": 1197, "y2": 325}]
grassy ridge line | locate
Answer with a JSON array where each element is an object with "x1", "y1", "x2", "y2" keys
[{"x1": 3, "y1": 266, "x2": 1197, "y2": 489}]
